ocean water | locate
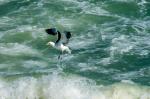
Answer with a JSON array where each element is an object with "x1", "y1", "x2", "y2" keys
[{"x1": 0, "y1": 0, "x2": 150, "y2": 98}]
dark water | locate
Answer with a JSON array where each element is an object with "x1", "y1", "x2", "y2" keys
[{"x1": 0, "y1": 0, "x2": 150, "y2": 98}]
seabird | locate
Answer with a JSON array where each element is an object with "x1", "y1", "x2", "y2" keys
[{"x1": 45, "y1": 28, "x2": 71, "y2": 58}]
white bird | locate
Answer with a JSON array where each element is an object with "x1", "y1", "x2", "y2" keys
[{"x1": 45, "y1": 28, "x2": 71, "y2": 58}]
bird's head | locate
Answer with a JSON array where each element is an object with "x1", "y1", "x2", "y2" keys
[{"x1": 46, "y1": 41, "x2": 55, "y2": 47}]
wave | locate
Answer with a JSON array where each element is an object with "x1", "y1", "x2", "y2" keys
[{"x1": 0, "y1": 74, "x2": 149, "y2": 99}]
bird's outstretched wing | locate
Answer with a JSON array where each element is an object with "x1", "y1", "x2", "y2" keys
[
  {"x1": 60, "y1": 31, "x2": 72, "y2": 45},
  {"x1": 45, "y1": 28, "x2": 71, "y2": 45}
]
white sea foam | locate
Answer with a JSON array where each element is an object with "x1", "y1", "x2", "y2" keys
[
  {"x1": 18, "y1": 25, "x2": 47, "y2": 39},
  {"x1": 110, "y1": 35, "x2": 150, "y2": 56},
  {"x1": 0, "y1": 43, "x2": 41, "y2": 56},
  {"x1": 22, "y1": 60, "x2": 48, "y2": 68},
  {"x1": 57, "y1": 0, "x2": 109, "y2": 16},
  {"x1": 0, "y1": 0, "x2": 14, "y2": 5},
  {"x1": 0, "y1": 74, "x2": 149, "y2": 99},
  {"x1": 111, "y1": 0, "x2": 135, "y2": 2},
  {"x1": 70, "y1": 36, "x2": 96, "y2": 50},
  {"x1": 101, "y1": 32, "x2": 150, "y2": 62},
  {"x1": 114, "y1": 71, "x2": 141, "y2": 80},
  {"x1": 110, "y1": 35, "x2": 134, "y2": 56},
  {"x1": 0, "y1": 16, "x2": 13, "y2": 26},
  {"x1": 70, "y1": 24, "x2": 100, "y2": 50},
  {"x1": 76, "y1": 1, "x2": 109, "y2": 16},
  {"x1": 100, "y1": 30, "x2": 150, "y2": 65},
  {"x1": 56, "y1": 18, "x2": 75, "y2": 29},
  {"x1": 0, "y1": 63, "x2": 14, "y2": 69}
]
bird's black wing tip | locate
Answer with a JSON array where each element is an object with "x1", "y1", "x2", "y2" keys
[
  {"x1": 45, "y1": 28, "x2": 57, "y2": 35},
  {"x1": 65, "y1": 31, "x2": 72, "y2": 39}
]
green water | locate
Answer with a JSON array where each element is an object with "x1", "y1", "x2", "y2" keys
[{"x1": 0, "y1": 0, "x2": 150, "y2": 98}]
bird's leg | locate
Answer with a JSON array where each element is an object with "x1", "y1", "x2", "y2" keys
[
  {"x1": 58, "y1": 51, "x2": 63, "y2": 60},
  {"x1": 58, "y1": 53, "x2": 61, "y2": 60}
]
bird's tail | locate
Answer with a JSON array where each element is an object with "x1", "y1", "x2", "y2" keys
[{"x1": 66, "y1": 48, "x2": 71, "y2": 54}]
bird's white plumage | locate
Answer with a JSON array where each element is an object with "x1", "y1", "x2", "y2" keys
[
  {"x1": 46, "y1": 29, "x2": 71, "y2": 54},
  {"x1": 47, "y1": 41, "x2": 71, "y2": 54}
]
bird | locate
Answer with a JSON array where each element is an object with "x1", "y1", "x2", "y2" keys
[{"x1": 45, "y1": 28, "x2": 72, "y2": 59}]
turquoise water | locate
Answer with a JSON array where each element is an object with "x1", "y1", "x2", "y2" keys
[{"x1": 0, "y1": 0, "x2": 150, "y2": 98}]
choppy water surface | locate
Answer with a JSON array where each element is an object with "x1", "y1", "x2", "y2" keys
[{"x1": 0, "y1": 0, "x2": 150, "y2": 98}]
